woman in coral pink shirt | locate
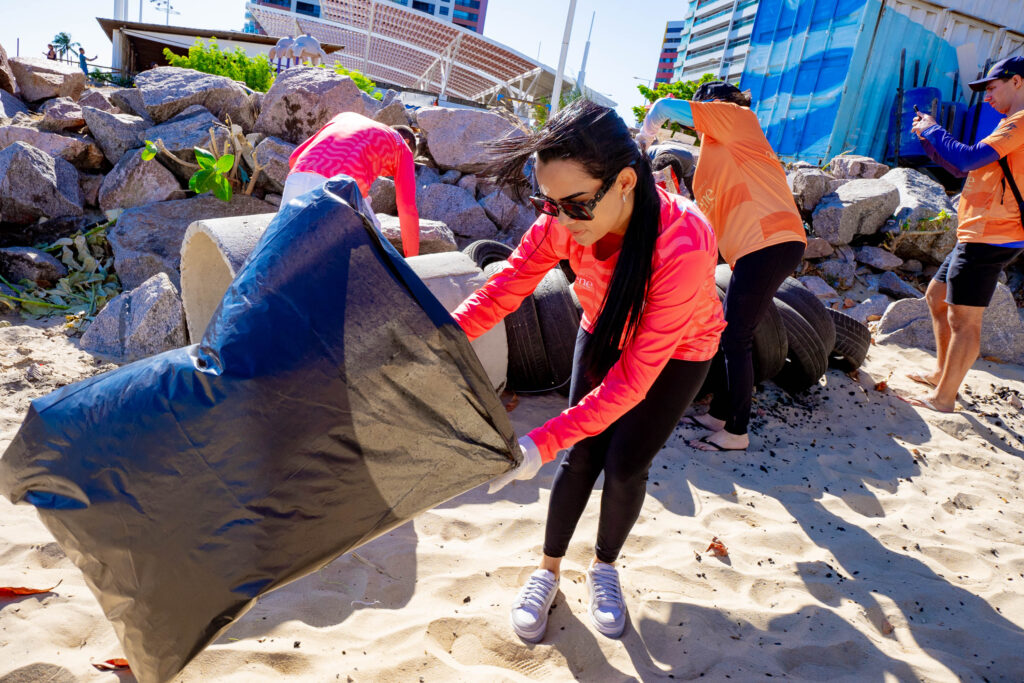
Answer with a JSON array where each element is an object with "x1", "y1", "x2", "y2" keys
[{"x1": 453, "y1": 100, "x2": 724, "y2": 644}]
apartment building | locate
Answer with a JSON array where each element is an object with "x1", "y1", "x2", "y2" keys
[
  {"x1": 655, "y1": 0, "x2": 759, "y2": 85},
  {"x1": 245, "y1": 0, "x2": 487, "y2": 33}
]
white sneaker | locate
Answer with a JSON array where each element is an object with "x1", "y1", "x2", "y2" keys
[
  {"x1": 587, "y1": 562, "x2": 626, "y2": 638},
  {"x1": 510, "y1": 569, "x2": 559, "y2": 643}
]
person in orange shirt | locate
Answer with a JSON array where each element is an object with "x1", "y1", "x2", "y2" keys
[
  {"x1": 639, "y1": 81, "x2": 806, "y2": 451},
  {"x1": 907, "y1": 56, "x2": 1024, "y2": 412}
]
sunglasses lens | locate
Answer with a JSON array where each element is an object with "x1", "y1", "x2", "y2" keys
[
  {"x1": 561, "y1": 203, "x2": 593, "y2": 221},
  {"x1": 529, "y1": 195, "x2": 558, "y2": 216}
]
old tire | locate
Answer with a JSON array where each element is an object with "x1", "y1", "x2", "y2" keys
[
  {"x1": 712, "y1": 269, "x2": 788, "y2": 385},
  {"x1": 484, "y1": 260, "x2": 553, "y2": 392},
  {"x1": 534, "y1": 267, "x2": 581, "y2": 395},
  {"x1": 775, "y1": 277, "x2": 836, "y2": 358},
  {"x1": 826, "y1": 308, "x2": 871, "y2": 372},
  {"x1": 463, "y1": 239, "x2": 513, "y2": 269},
  {"x1": 773, "y1": 299, "x2": 828, "y2": 394}
]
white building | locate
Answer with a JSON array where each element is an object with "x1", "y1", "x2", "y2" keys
[{"x1": 671, "y1": 0, "x2": 759, "y2": 84}]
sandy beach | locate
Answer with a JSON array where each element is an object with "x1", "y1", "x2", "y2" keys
[{"x1": 1, "y1": 318, "x2": 1023, "y2": 682}]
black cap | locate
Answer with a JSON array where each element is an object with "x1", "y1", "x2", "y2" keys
[
  {"x1": 691, "y1": 81, "x2": 742, "y2": 102},
  {"x1": 968, "y1": 56, "x2": 1024, "y2": 92}
]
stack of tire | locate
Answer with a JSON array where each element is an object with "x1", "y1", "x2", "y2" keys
[
  {"x1": 463, "y1": 240, "x2": 581, "y2": 395},
  {"x1": 712, "y1": 264, "x2": 871, "y2": 394}
]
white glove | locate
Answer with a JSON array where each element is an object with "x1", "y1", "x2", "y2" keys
[{"x1": 488, "y1": 435, "x2": 543, "y2": 494}]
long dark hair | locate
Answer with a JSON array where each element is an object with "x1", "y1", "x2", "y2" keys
[{"x1": 480, "y1": 99, "x2": 661, "y2": 379}]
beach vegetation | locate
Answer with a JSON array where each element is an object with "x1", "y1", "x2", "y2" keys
[{"x1": 162, "y1": 39, "x2": 276, "y2": 92}]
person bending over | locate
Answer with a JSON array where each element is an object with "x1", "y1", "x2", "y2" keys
[
  {"x1": 283, "y1": 111, "x2": 421, "y2": 257},
  {"x1": 638, "y1": 81, "x2": 806, "y2": 451},
  {"x1": 455, "y1": 99, "x2": 724, "y2": 643},
  {"x1": 906, "y1": 56, "x2": 1024, "y2": 412}
]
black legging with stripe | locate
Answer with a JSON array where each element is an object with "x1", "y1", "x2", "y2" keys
[{"x1": 543, "y1": 327, "x2": 710, "y2": 564}]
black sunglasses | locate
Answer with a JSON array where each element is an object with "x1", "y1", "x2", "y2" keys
[{"x1": 529, "y1": 174, "x2": 618, "y2": 221}]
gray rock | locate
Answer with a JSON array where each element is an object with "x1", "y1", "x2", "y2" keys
[
  {"x1": 78, "y1": 88, "x2": 120, "y2": 113},
  {"x1": 373, "y1": 101, "x2": 410, "y2": 127},
  {"x1": 820, "y1": 258, "x2": 856, "y2": 289},
  {"x1": 879, "y1": 167, "x2": 957, "y2": 265},
  {"x1": 9, "y1": 57, "x2": 86, "y2": 102},
  {"x1": 479, "y1": 189, "x2": 535, "y2": 234},
  {"x1": 828, "y1": 154, "x2": 889, "y2": 180},
  {"x1": 0, "y1": 141, "x2": 83, "y2": 223},
  {"x1": 78, "y1": 172, "x2": 103, "y2": 207},
  {"x1": 416, "y1": 183, "x2": 497, "y2": 240},
  {"x1": 109, "y1": 87, "x2": 152, "y2": 121},
  {"x1": 834, "y1": 244, "x2": 856, "y2": 263},
  {"x1": 416, "y1": 106, "x2": 522, "y2": 172},
  {"x1": 5, "y1": 214, "x2": 98, "y2": 247},
  {"x1": 380, "y1": 89, "x2": 399, "y2": 107},
  {"x1": 0, "y1": 43, "x2": 16, "y2": 96},
  {"x1": 789, "y1": 161, "x2": 816, "y2": 170},
  {"x1": 135, "y1": 66, "x2": 256, "y2": 129},
  {"x1": 440, "y1": 169, "x2": 461, "y2": 184},
  {"x1": 854, "y1": 245, "x2": 903, "y2": 271},
  {"x1": 811, "y1": 178, "x2": 899, "y2": 245},
  {"x1": 39, "y1": 97, "x2": 85, "y2": 131},
  {"x1": 109, "y1": 194, "x2": 275, "y2": 289},
  {"x1": 254, "y1": 66, "x2": 367, "y2": 145},
  {"x1": 360, "y1": 91, "x2": 383, "y2": 118},
  {"x1": 788, "y1": 167, "x2": 832, "y2": 212},
  {"x1": 252, "y1": 135, "x2": 295, "y2": 193},
  {"x1": 376, "y1": 214, "x2": 457, "y2": 255},
  {"x1": 98, "y1": 150, "x2": 184, "y2": 212},
  {"x1": 369, "y1": 177, "x2": 397, "y2": 215},
  {"x1": 263, "y1": 193, "x2": 281, "y2": 207},
  {"x1": 416, "y1": 164, "x2": 442, "y2": 188},
  {"x1": 80, "y1": 272, "x2": 188, "y2": 362},
  {"x1": 0, "y1": 89, "x2": 28, "y2": 121},
  {"x1": 796, "y1": 275, "x2": 839, "y2": 300},
  {"x1": 143, "y1": 105, "x2": 230, "y2": 174},
  {"x1": 876, "y1": 283, "x2": 1024, "y2": 364},
  {"x1": 82, "y1": 105, "x2": 149, "y2": 165},
  {"x1": 900, "y1": 258, "x2": 923, "y2": 273},
  {"x1": 0, "y1": 246, "x2": 68, "y2": 284},
  {"x1": 846, "y1": 294, "x2": 891, "y2": 324},
  {"x1": 877, "y1": 271, "x2": 922, "y2": 300},
  {"x1": 803, "y1": 237, "x2": 833, "y2": 259},
  {"x1": 0, "y1": 123, "x2": 104, "y2": 171},
  {"x1": 457, "y1": 173, "x2": 478, "y2": 197}
]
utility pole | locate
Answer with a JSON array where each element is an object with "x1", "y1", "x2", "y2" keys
[
  {"x1": 549, "y1": 0, "x2": 577, "y2": 118},
  {"x1": 575, "y1": 11, "x2": 595, "y2": 94}
]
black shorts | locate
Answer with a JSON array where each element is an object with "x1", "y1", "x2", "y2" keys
[{"x1": 933, "y1": 242, "x2": 1023, "y2": 307}]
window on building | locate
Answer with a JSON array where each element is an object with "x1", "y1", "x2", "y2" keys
[
  {"x1": 259, "y1": 0, "x2": 290, "y2": 7},
  {"x1": 457, "y1": 0, "x2": 481, "y2": 8},
  {"x1": 453, "y1": 9, "x2": 478, "y2": 20},
  {"x1": 727, "y1": 36, "x2": 750, "y2": 49},
  {"x1": 440, "y1": 6, "x2": 449, "y2": 14},
  {"x1": 295, "y1": 1, "x2": 321, "y2": 17},
  {"x1": 412, "y1": 1, "x2": 436, "y2": 12}
]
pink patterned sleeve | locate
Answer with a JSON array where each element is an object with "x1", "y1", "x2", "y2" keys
[{"x1": 393, "y1": 143, "x2": 420, "y2": 256}]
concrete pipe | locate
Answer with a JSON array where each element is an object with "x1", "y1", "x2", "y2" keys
[{"x1": 179, "y1": 215, "x2": 507, "y2": 392}]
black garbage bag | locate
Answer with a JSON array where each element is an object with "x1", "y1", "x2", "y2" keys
[{"x1": 0, "y1": 177, "x2": 518, "y2": 683}]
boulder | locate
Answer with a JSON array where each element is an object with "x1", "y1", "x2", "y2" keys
[
  {"x1": 0, "y1": 246, "x2": 68, "y2": 284},
  {"x1": 416, "y1": 183, "x2": 497, "y2": 240},
  {"x1": 143, "y1": 105, "x2": 230, "y2": 176},
  {"x1": 79, "y1": 272, "x2": 188, "y2": 362},
  {"x1": 360, "y1": 91, "x2": 383, "y2": 118},
  {"x1": 416, "y1": 107, "x2": 522, "y2": 172},
  {"x1": 440, "y1": 169, "x2": 461, "y2": 184},
  {"x1": 109, "y1": 194, "x2": 275, "y2": 289},
  {"x1": 135, "y1": 67, "x2": 256, "y2": 129},
  {"x1": 98, "y1": 150, "x2": 184, "y2": 212},
  {"x1": 82, "y1": 105, "x2": 148, "y2": 164},
  {"x1": 0, "y1": 123, "x2": 104, "y2": 170},
  {"x1": 79, "y1": 172, "x2": 103, "y2": 207},
  {"x1": 376, "y1": 214, "x2": 457, "y2": 255},
  {"x1": 854, "y1": 245, "x2": 903, "y2": 271},
  {"x1": 110, "y1": 87, "x2": 152, "y2": 122},
  {"x1": 373, "y1": 101, "x2": 410, "y2": 127},
  {"x1": 9, "y1": 57, "x2": 86, "y2": 102},
  {"x1": 0, "y1": 89, "x2": 28, "y2": 121},
  {"x1": 457, "y1": 173, "x2": 478, "y2": 197},
  {"x1": 254, "y1": 67, "x2": 367, "y2": 144},
  {"x1": 878, "y1": 167, "x2": 957, "y2": 265},
  {"x1": 900, "y1": 258, "x2": 923, "y2": 274},
  {"x1": 0, "y1": 141, "x2": 83, "y2": 223},
  {"x1": 796, "y1": 275, "x2": 839, "y2": 300},
  {"x1": 877, "y1": 270, "x2": 922, "y2": 300},
  {"x1": 846, "y1": 294, "x2": 891, "y2": 324},
  {"x1": 79, "y1": 88, "x2": 120, "y2": 113},
  {"x1": 803, "y1": 236, "x2": 833, "y2": 259},
  {"x1": 788, "y1": 167, "x2": 832, "y2": 213},
  {"x1": 380, "y1": 89, "x2": 399, "y2": 107},
  {"x1": 828, "y1": 154, "x2": 889, "y2": 180},
  {"x1": 416, "y1": 164, "x2": 441, "y2": 188},
  {"x1": 252, "y1": 135, "x2": 295, "y2": 193},
  {"x1": 479, "y1": 189, "x2": 535, "y2": 235},
  {"x1": 820, "y1": 258, "x2": 856, "y2": 289},
  {"x1": 876, "y1": 283, "x2": 1024, "y2": 364},
  {"x1": 0, "y1": 43, "x2": 16, "y2": 96},
  {"x1": 39, "y1": 97, "x2": 85, "y2": 131},
  {"x1": 369, "y1": 177, "x2": 397, "y2": 215},
  {"x1": 811, "y1": 178, "x2": 899, "y2": 245}
]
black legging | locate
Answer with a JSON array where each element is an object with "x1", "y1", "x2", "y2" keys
[
  {"x1": 543, "y1": 327, "x2": 711, "y2": 564},
  {"x1": 708, "y1": 240, "x2": 805, "y2": 435}
]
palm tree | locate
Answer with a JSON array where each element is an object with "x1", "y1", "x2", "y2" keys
[{"x1": 52, "y1": 32, "x2": 81, "y2": 63}]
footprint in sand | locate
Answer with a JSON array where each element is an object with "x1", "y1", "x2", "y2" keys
[{"x1": 425, "y1": 616, "x2": 563, "y2": 679}]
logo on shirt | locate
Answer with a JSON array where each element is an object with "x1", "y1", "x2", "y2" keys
[
  {"x1": 575, "y1": 276, "x2": 595, "y2": 291},
  {"x1": 697, "y1": 188, "x2": 715, "y2": 216}
]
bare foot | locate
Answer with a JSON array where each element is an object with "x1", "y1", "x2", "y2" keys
[
  {"x1": 906, "y1": 372, "x2": 939, "y2": 388},
  {"x1": 683, "y1": 413, "x2": 725, "y2": 431},
  {"x1": 899, "y1": 393, "x2": 955, "y2": 414},
  {"x1": 689, "y1": 431, "x2": 749, "y2": 451}
]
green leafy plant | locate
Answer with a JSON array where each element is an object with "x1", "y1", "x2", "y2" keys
[
  {"x1": 189, "y1": 147, "x2": 234, "y2": 201},
  {"x1": 532, "y1": 87, "x2": 586, "y2": 129},
  {"x1": 163, "y1": 39, "x2": 276, "y2": 92},
  {"x1": 330, "y1": 64, "x2": 382, "y2": 99},
  {"x1": 883, "y1": 209, "x2": 954, "y2": 253},
  {"x1": 89, "y1": 68, "x2": 134, "y2": 88},
  {"x1": 632, "y1": 73, "x2": 718, "y2": 128},
  {"x1": 141, "y1": 127, "x2": 259, "y2": 203}
]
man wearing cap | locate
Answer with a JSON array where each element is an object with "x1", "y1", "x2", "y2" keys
[
  {"x1": 908, "y1": 56, "x2": 1024, "y2": 413},
  {"x1": 638, "y1": 82, "x2": 805, "y2": 452}
]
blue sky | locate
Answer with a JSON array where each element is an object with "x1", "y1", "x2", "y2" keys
[{"x1": 0, "y1": 0, "x2": 677, "y2": 123}]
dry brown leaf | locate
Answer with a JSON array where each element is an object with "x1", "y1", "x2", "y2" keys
[
  {"x1": 867, "y1": 314, "x2": 882, "y2": 321},
  {"x1": 843, "y1": 298, "x2": 856, "y2": 309},
  {"x1": 706, "y1": 537, "x2": 728, "y2": 557},
  {"x1": 881, "y1": 619, "x2": 894, "y2": 635},
  {"x1": 874, "y1": 380, "x2": 888, "y2": 392}
]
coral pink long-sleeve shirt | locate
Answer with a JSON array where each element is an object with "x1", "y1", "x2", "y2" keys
[
  {"x1": 289, "y1": 112, "x2": 420, "y2": 256},
  {"x1": 453, "y1": 188, "x2": 725, "y2": 462}
]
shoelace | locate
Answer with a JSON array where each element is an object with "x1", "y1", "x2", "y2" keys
[
  {"x1": 515, "y1": 574, "x2": 556, "y2": 612},
  {"x1": 590, "y1": 566, "x2": 622, "y2": 607}
]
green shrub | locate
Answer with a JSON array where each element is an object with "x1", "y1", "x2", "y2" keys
[
  {"x1": 331, "y1": 64, "x2": 382, "y2": 99},
  {"x1": 163, "y1": 38, "x2": 275, "y2": 92}
]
